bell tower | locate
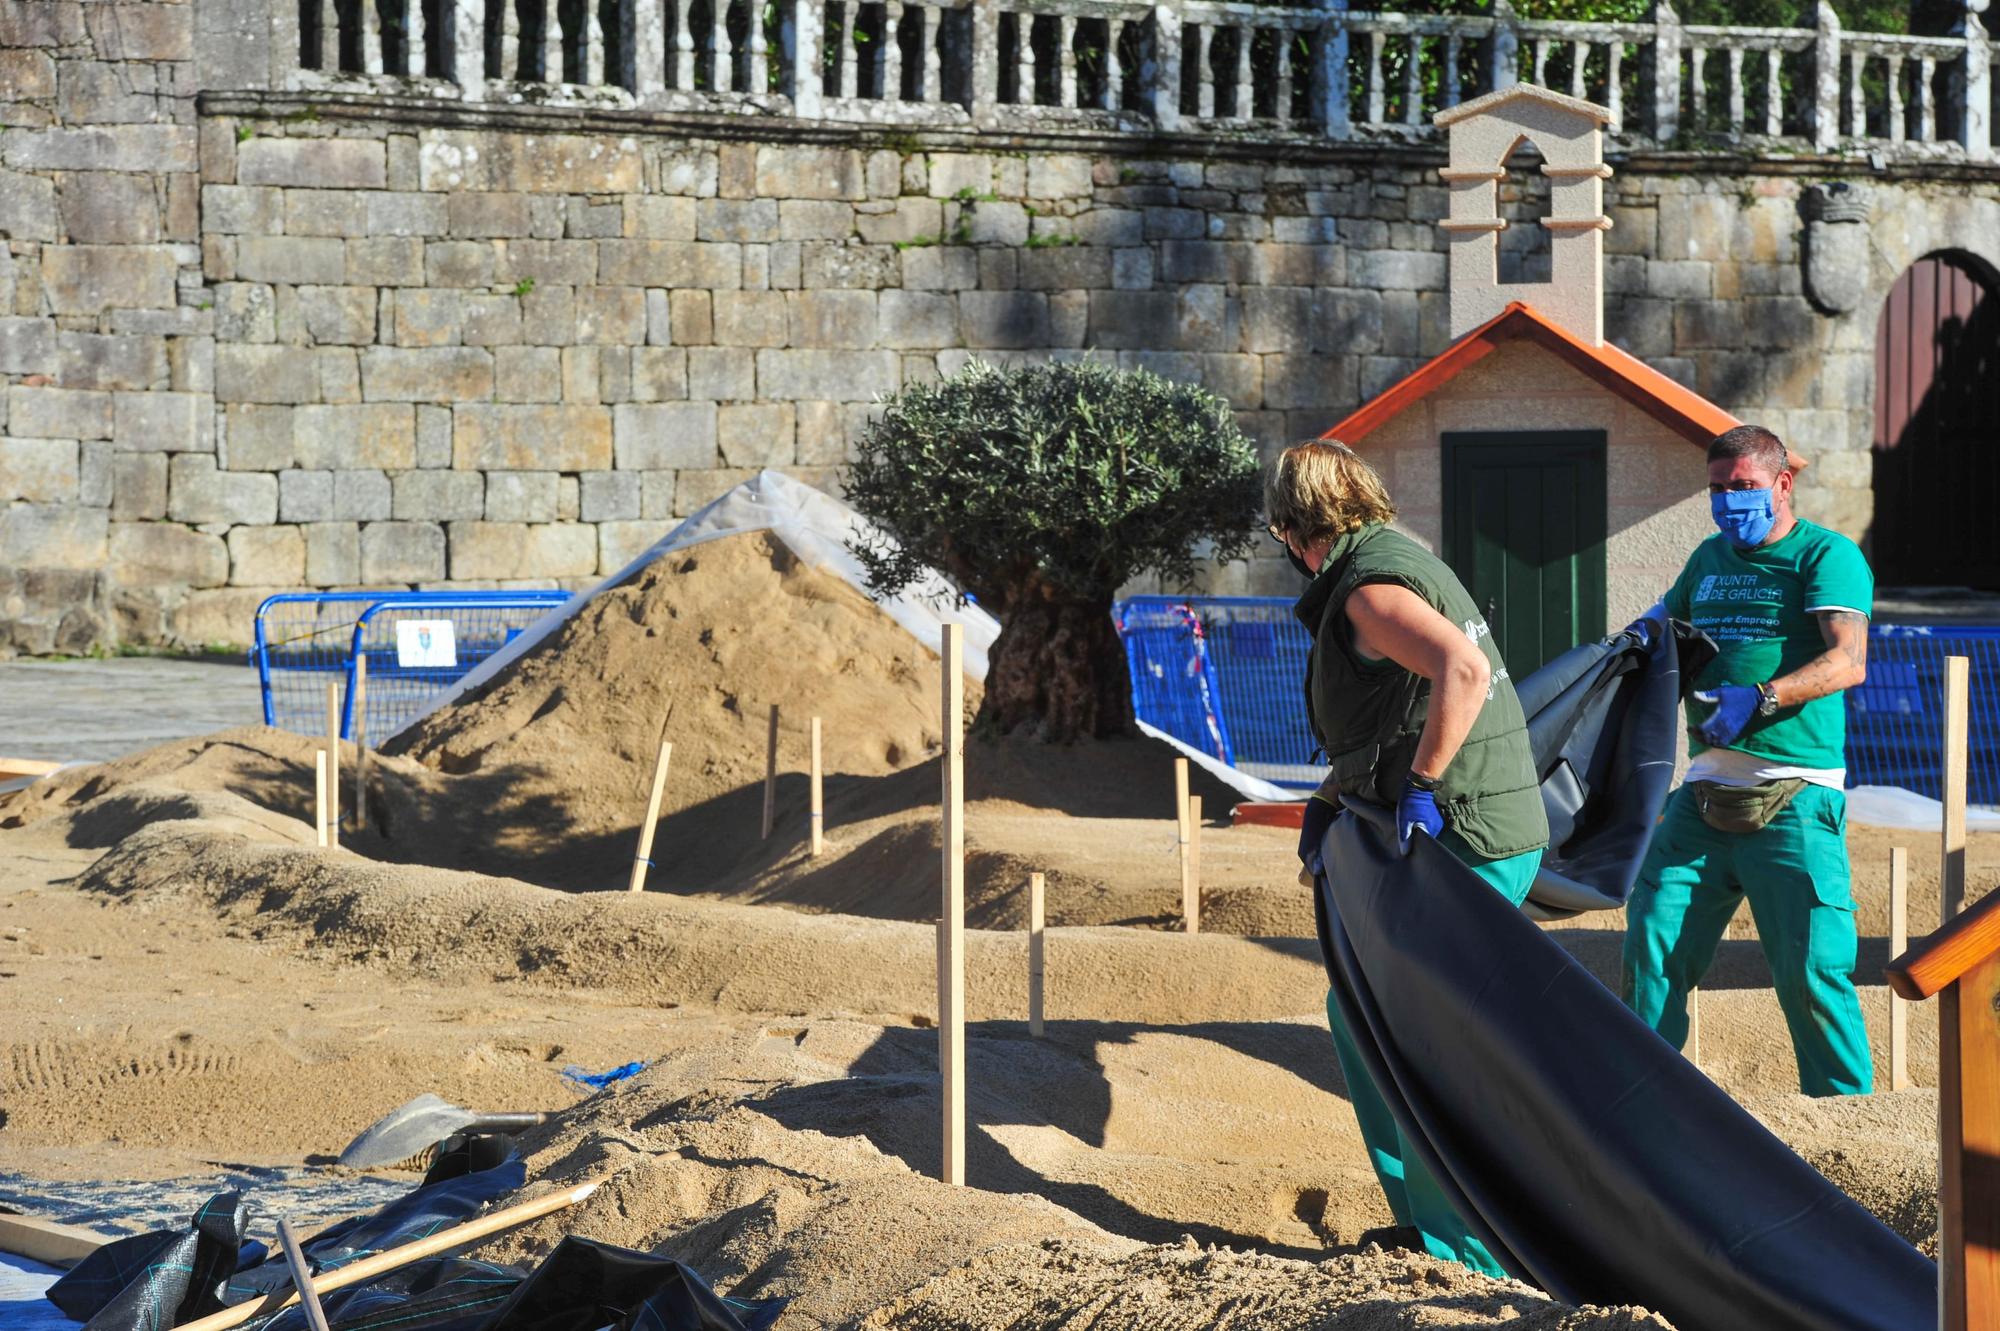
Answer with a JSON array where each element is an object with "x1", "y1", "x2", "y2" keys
[{"x1": 1434, "y1": 84, "x2": 1616, "y2": 345}]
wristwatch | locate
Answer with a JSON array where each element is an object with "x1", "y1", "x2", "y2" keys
[{"x1": 1755, "y1": 682, "x2": 1780, "y2": 717}]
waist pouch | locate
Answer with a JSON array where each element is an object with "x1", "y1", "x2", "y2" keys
[{"x1": 1690, "y1": 777, "x2": 1807, "y2": 834}]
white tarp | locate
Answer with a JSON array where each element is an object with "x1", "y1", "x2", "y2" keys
[
  {"x1": 1844, "y1": 784, "x2": 2000, "y2": 831},
  {"x1": 388, "y1": 470, "x2": 1001, "y2": 740}
]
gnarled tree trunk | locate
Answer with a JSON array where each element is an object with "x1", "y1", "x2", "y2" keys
[{"x1": 978, "y1": 586, "x2": 1132, "y2": 742}]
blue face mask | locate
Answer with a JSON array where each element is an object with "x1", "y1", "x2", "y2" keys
[{"x1": 1711, "y1": 488, "x2": 1776, "y2": 549}]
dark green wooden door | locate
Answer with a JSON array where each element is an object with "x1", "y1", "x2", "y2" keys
[{"x1": 1442, "y1": 430, "x2": 1608, "y2": 676}]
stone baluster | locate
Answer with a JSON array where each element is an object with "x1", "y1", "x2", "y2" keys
[
  {"x1": 1235, "y1": 23, "x2": 1254, "y2": 119},
  {"x1": 1959, "y1": 12, "x2": 1992, "y2": 160},
  {"x1": 881, "y1": 0, "x2": 901, "y2": 100},
  {"x1": 451, "y1": 0, "x2": 484, "y2": 90},
  {"x1": 1569, "y1": 39, "x2": 1586, "y2": 100},
  {"x1": 1402, "y1": 30, "x2": 1422, "y2": 125},
  {"x1": 501, "y1": 0, "x2": 521, "y2": 80},
  {"x1": 1017, "y1": 11, "x2": 1037, "y2": 105},
  {"x1": 1273, "y1": 24, "x2": 1291, "y2": 123},
  {"x1": 320, "y1": 0, "x2": 343, "y2": 69},
  {"x1": 1150, "y1": 6, "x2": 1182, "y2": 131},
  {"x1": 585, "y1": 0, "x2": 603, "y2": 83},
  {"x1": 838, "y1": 0, "x2": 857, "y2": 97},
  {"x1": 924, "y1": 6, "x2": 943, "y2": 103},
  {"x1": 1532, "y1": 37, "x2": 1549, "y2": 85},
  {"x1": 672, "y1": 0, "x2": 693, "y2": 88},
  {"x1": 634, "y1": 0, "x2": 664, "y2": 93},
  {"x1": 712, "y1": 0, "x2": 733, "y2": 92},
  {"x1": 1316, "y1": 0, "x2": 1349, "y2": 138},
  {"x1": 1059, "y1": 13, "x2": 1077, "y2": 107},
  {"x1": 1104, "y1": 17, "x2": 1124, "y2": 110},
  {"x1": 361, "y1": 0, "x2": 385, "y2": 72},
  {"x1": 1917, "y1": 56, "x2": 1936, "y2": 142},
  {"x1": 1845, "y1": 48, "x2": 1864, "y2": 137},
  {"x1": 1364, "y1": 28, "x2": 1384, "y2": 123},
  {"x1": 1886, "y1": 53, "x2": 1904, "y2": 141},
  {"x1": 747, "y1": 0, "x2": 767, "y2": 93},
  {"x1": 1726, "y1": 44, "x2": 1744, "y2": 136},
  {"x1": 1688, "y1": 43, "x2": 1705, "y2": 126},
  {"x1": 542, "y1": 0, "x2": 562, "y2": 82},
  {"x1": 404, "y1": 0, "x2": 426, "y2": 76},
  {"x1": 1811, "y1": 1, "x2": 1841, "y2": 152},
  {"x1": 1648, "y1": 1, "x2": 1680, "y2": 143},
  {"x1": 1441, "y1": 31, "x2": 1461, "y2": 108},
  {"x1": 1605, "y1": 38, "x2": 1622, "y2": 126},
  {"x1": 790, "y1": 0, "x2": 823, "y2": 114},
  {"x1": 1485, "y1": 0, "x2": 1518, "y2": 93},
  {"x1": 1764, "y1": 46, "x2": 1782, "y2": 135},
  {"x1": 1195, "y1": 22, "x2": 1213, "y2": 118}
]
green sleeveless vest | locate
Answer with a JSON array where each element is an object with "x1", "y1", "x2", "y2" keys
[{"x1": 1294, "y1": 523, "x2": 1548, "y2": 861}]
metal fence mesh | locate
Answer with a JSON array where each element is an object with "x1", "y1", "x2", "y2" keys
[
  {"x1": 1116, "y1": 597, "x2": 2000, "y2": 803},
  {"x1": 254, "y1": 592, "x2": 570, "y2": 740}
]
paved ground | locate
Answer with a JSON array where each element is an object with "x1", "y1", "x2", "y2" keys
[{"x1": 0, "y1": 656, "x2": 266, "y2": 764}]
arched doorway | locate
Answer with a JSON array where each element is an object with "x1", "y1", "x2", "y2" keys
[{"x1": 1872, "y1": 252, "x2": 2000, "y2": 588}]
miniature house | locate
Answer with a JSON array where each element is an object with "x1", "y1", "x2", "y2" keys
[{"x1": 1327, "y1": 84, "x2": 1774, "y2": 676}]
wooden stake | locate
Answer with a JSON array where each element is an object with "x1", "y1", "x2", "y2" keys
[
  {"x1": 1184, "y1": 794, "x2": 1202, "y2": 934},
  {"x1": 1174, "y1": 757, "x2": 1191, "y2": 925},
  {"x1": 627, "y1": 740, "x2": 673, "y2": 893},
  {"x1": 351, "y1": 652, "x2": 367, "y2": 832},
  {"x1": 939, "y1": 623, "x2": 965, "y2": 1188},
  {"x1": 174, "y1": 1181, "x2": 599, "y2": 1331},
  {"x1": 761, "y1": 704, "x2": 780, "y2": 840},
  {"x1": 1945, "y1": 654, "x2": 1970, "y2": 922},
  {"x1": 324, "y1": 681, "x2": 340, "y2": 842},
  {"x1": 1891, "y1": 846, "x2": 1910, "y2": 1093},
  {"x1": 1686, "y1": 986, "x2": 1700, "y2": 1069},
  {"x1": 1028, "y1": 871, "x2": 1045, "y2": 1038},
  {"x1": 275, "y1": 1218, "x2": 332, "y2": 1331},
  {"x1": 810, "y1": 715, "x2": 824, "y2": 857},
  {"x1": 314, "y1": 749, "x2": 328, "y2": 849}
]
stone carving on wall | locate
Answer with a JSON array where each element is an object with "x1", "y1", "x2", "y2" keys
[{"x1": 1801, "y1": 181, "x2": 1874, "y2": 316}]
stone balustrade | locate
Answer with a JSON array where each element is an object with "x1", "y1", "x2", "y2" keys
[{"x1": 281, "y1": 0, "x2": 1996, "y2": 160}]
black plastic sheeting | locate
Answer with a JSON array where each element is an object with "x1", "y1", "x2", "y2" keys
[
  {"x1": 1312, "y1": 801, "x2": 1934, "y2": 1331},
  {"x1": 46, "y1": 1139, "x2": 781, "y2": 1331},
  {"x1": 1516, "y1": 612, "x2": 1717, "y2": 920}
]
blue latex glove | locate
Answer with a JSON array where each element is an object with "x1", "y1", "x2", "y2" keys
[
  {"x1": 1297, "y1": 795, "x2": 1338, "y2": 878},
  {"x1": 1396, "y1": 777, "x2": 1445, "y2": 855},
  {"x1": 1622, "y1": 601, "x2": 1666, "y2": 650},
  {"x1": 1693, "y1": 684, "x2": 1761, "y2": 748}
]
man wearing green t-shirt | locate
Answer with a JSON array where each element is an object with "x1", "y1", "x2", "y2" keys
[{"x1": 1623, "y1": 424, "x2": 1874, "y2": 1097}]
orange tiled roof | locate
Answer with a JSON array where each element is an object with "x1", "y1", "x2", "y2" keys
[{"x1": 1325, "y1": 301, "x2": 1750, "y2": 453}]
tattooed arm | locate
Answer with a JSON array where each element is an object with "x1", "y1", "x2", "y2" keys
[{"x1": 1767, "y1": 610, "x2": 1869, "y2": 706}]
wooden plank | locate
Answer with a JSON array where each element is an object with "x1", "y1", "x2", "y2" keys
[
  {"x1": 1946, "y1": 654, "x2": 1970, "y2": 921},
  {"x1": 325, "y1": 682, "x2": 340, "y2": 842},
  {"x1": 1687, "y1": 985, "x2": 1699, "y2": 1068},
  {"x1": 352, "y1": 653, "x2": 368, "y2": 832},
  {"x1": 1028, "y1": 871, "x2": 1045, "y2": 1038},
  {"x1": 627, "y1": 740, "x2": 673, "y2": 893},
  {"x1": 1888, "y1": 885, "x2": 2000, "y2": 1001},
  {"x1": 1959, "y1": 950, "x2": 2000, "y2": 1331},
  {"x1": 1945, "y1": 977, "x2": 1967, "y2": 1331},
  {"x1": 1184, "y1": 793, "x2": 1201, "y2": 934},
  {"x1": 0, "y1": 757, "x2": 63, "y2": 783},
  {"x1": 0, "y1": 1211, "x2": 113, "y2": 1267},
  {"x1": 276, "y1": 1218, "x2": 333, "y2": 1331},
  {"x1": 761, "y1": 704, "x2": 779, "y2": 840},
  {"x1": 314, "y1": 749, "x2": 329, "y2": 849},
  {"x1": 810, "y1": 716, "x2": 824, "y2": 857},
  {"x1": 1174, "y1": 757, "x2": 1190, "y2": 922},
  {"x1": 1891, "y1": 845, "x2": 1910, "y2": 1092},
  {"x1": 939, "y1": 623, "x2": 965, "y2": 1188}
]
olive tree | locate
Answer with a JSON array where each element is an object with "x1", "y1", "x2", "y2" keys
[{"x1": 845, "y1": 359, "x2": 1263, "y2": 742}]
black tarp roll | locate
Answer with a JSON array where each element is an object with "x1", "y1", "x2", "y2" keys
[{"x1": 1313, "y1": 801, "x2": 1934, "y2": 1331}]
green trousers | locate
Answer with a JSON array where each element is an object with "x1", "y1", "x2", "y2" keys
[
  {"x1": 1621, "y1": 783, "x2": 1872, "y2": 1097},
  {"x1": 1324, "y1": 828, "x2": 1543, "y2": 1279}
]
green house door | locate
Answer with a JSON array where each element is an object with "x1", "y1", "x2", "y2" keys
[{"x1": 1442, "y1": 430, "x2": 1608, "y2": 676}]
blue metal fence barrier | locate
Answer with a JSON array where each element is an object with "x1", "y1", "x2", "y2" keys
[
  {"x1": 1116, "y1": 597, "x2": 2000, "y2": 803},
  {"x1": 253, "y1": 591, "x2": 570, "y2": 740}
]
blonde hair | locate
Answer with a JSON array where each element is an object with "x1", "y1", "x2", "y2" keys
[{"x1": 1265, "y1": 440, "x2": 1397, "y2": 546}]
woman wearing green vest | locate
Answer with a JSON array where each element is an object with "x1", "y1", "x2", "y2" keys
[{"x1": 1267, "y1": 440, "x2": 1549, "y2": 1277}]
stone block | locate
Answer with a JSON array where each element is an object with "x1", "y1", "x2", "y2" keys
[
  {"x1": 671, "y1": 467, "x2": 757, "y2": 515},
  {"x1": 624, "y1": 195, "x2": 696, "y2": 239},
  {"x1": 332, "y1": 468, "x2": 391, "y2": 521},
  {"x1": 718, "y1": 402, "x2": 794, "y2": 466},
  {"x1": 238, "y1": 137, "x2": 387, "y2": 190},
  {"x1": 639, "y1": 470, "x2": 677, "y2": 518},
  {"x1": 360, "y1": 347, "x2": 493, "y2": 401},
  {"x1": 217, "y1": 344, "x2": 319, "y2": 404},
  {"x1": 110, "y1": 390, "x2": 202, "y2": 453},
  {"x1": 368, "y1": 191, "x2": 448, "y2": 236},
  {"x1": 708, "y1": 290, "x2": 783, "y2": 348},
  {"x1": 204, "y1": 185, "x2": 285, "y2": 236},
  {"x1": 557, "y1": 473, "x2": 579, "y2": 520},
  {"x1": 393, "y1": 288, "x2": 462, "y2": 347},
  {"x1": 0, "y1": 49, "x2": 54, "y2": 97},
  {"x1": 235, "y1": 235, "x2": 346, "y2": 285},
  {"x1": 1086, "y1": 291, "x2": 1176, "y2": 349},
  {"x1": 304, "y1": 521, "x2": 359, "y2": 585},
  {"x1": 1069, "y1": 210, "x2": 1144, "y2": 248},
  {"x1": 425, "y1": 239, "x2": 495, "y2": 287},
  {"x1": 613, "y1": 401, "x2": 717, "y2": 469},
  {"x1": 446, "y1": 521, "x2": 597, "y2": 579},
  {"x1": 292, "y1": 403, "x2": 415, "y2": 470},
  {"x1": 109, "y1": 521, "x2": 226, "y2": 588},
  {"x1": 926, "y1": 153, "x2": 992, "y2": 199},
  {"x1": 579, "y1": 470, "x2": 639, "y2": 522},
  {"x1": 562, "y1": 347, "x2": 601, "y2": 403},
  {"x1": 1312, "y1": 289, "x2": 1384, "y2": 356},
  {"x1": 0, "y1": 504, "x2": 107, "y2": 569},
  {"x1": 346, "y1": 237, "x2": 426, "y2": 286},
  {"x1": 168, "y1": 455, "x2": 277, "y2": 525},
  {"x1": 361, "y1": 520, "x2": 447, "y2": 582},
  {"x1": 1353, "y1": 249, "x2": 1446, "y2": 291},
  {"x1": 959, "y1": 291, "x2": 1048, "y2": 349},
  {"x1": 877, "y1": 291, "x2": 957, "y2": 350},
  {"x1": 448, "y1": 192, "x2": 532, "y2": 238},
  {"x1": 801, "y1": 242, "x2": 896, "y2": 290},
  {"x1": 483, "y1": 470, "x2": 556, "y2": 522},
  {"x1": 1027, "y1": 155, "x2": 1093, "y2": 200},
  {"x1": 1646, "y1": 260, "x2": 1713, "y2": 301},
  {"x1": 597, "y1": 520, "x2": 673, "y2": 573},
  {"x1": 697, "y1": 198, "x2": 780, "y2": 243},
  {"x1": 279, "y1": 468, "x2": 333, "y2": 521},
  {"x1": 522, "y1": 283, "x2": 576, "y2": 343},
  {"x1": 855, "y1": 198, "x2": 941, "y2": 247},
  {"x1": 60, "y1": 172, "x2": 159, "y2": 244},
  {"x1": 787, "y1": 289, "x2": 876, "y2": 349},
  {"x1": 576, "y1": 286, "x2": 646, "y2": 344},
  {"x1": 494, "y1": 345, "x2": 562, "y2": 402},
  {"x1": 391, "y1": 468, "x2": 483, "y2": 520},
  {"x1": 955, "y1": 200, "x2": 1027, "y2": 247},
  {"x1": 4, "y1": 125, "x2": 196, "y2": 174},
  {"x1": 167, "y1": 587, "x2": 270, "y2": 650},
  {"x1": 9, "y1": 386, "x2": 111, "y2": 439},
  {"x1": 1144, "y1": 207, "x2": 1204, "y2": 242},
  {"x1": 898, "y1": 245, "x2": 974, "y2": 292},
  {"x1": 111, "y1": 451, "x2": 167, "y2": 518},
  {"x1": 222, "y1": 404, "x2": 292, "y2": 470},
  {"x1": 1111, "y1": 247, "x2": 1153, "y2": 290},
  {"x1": 756, "y1": 146, "x2": 865, "y2": 201},
  {"x1": 567, "y1": 197, "x2": 623, "y2": 239},
  {"x1": 418, "y1": 131, "x2": 641, "y2": 193},
  {"x1": 0, "y1": 437, "x2": 78, "y2": 502},
  {"x1": 1200, "y1": 353, "x2": 1263, "y2": 407},
  {"x1": 298, "y1": 286, "x2": 379, "y2": 346},
  {"x1": 226, "y1": 524, "x2": 303, "y2": 585},
  {"x1": 660, "y1": 146, "x2": 719, "y2": 198},
  {"x1": 686, "y1": 346, "x2": 755, "y2": 401},
  {"x1": 453, "y1": 404, "x2": 612, "y2": 470},
  {"x1": 1049, "y1": 290, "x2": 1086, "y2": 348},
  {"x1": 630, "y1": 347, "x2": 687, "y2": 401},
  {"x1": 284, "y1": 189, "x2": 369, "y2": 237},
  {"x1": 414, "y1": 405, "x2": 451, "y2": 467},
  {"x1": 754, "y1": 349, "x2": 898, "y2": 402},
  {"x1": 57, "y1": 333, "x2": 166, "y2": 392},
  {"x1": 1017, "y1": 246, "x2": 1112, "y2": 292},
  {"x1": 776, "y1": 200, "x2": 854, "y2": 242},
  {"x1": 1241, "y1": 287, "x2": 1314, "y2": 355},
  {"x1": 85, "y1": 3, "x2": 190, "y2": 57},
  {"x1": 1262, "y1": 354, "x2": 1361, "y2": 411},
  {"x1": 0, "y1": 169, "x2": 57, "y2": 242},
  {"x1": 40, "y1": 245, "x2": 177, "y2": 315},
  {"x1": 595, "y1": 239, "x2": 736, "y2": 289},
  {"x1": 318, "y1": 348, "x2": 361, "y2": 403}
]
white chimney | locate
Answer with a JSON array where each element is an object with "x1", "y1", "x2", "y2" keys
[{"x1": 1434, "y1": 84, "x2": 1617, "y2": 346}]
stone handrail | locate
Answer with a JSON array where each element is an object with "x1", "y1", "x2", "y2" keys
[{"x1": 279, "y1": 0, "x2": 1996, "y2": 162}]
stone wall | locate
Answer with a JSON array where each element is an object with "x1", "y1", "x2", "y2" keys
[{"x1": 5, "y1": 79, "x2": 2000, "y2": 654}]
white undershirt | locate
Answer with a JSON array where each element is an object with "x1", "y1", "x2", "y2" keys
[{"x1": 1685, "y1": 744, "x2": 1845, "y2": 791}]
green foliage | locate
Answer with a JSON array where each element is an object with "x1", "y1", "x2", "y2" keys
[
  {"x1": 512, "y1": 277, "x2": 537, "y2": 297},
  {"x1": 1023, "y1": 230, "x2": 1082, "y2": 248},
  {"x1": 891, "y1": 234, "x2": 940, "y2": 250},
  {"x1": 845, "y1": 360, "x2": 1263, "y2": 611},
  {"x1": 234, "y1": 125, "x2": 255, "y2": 143}
]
